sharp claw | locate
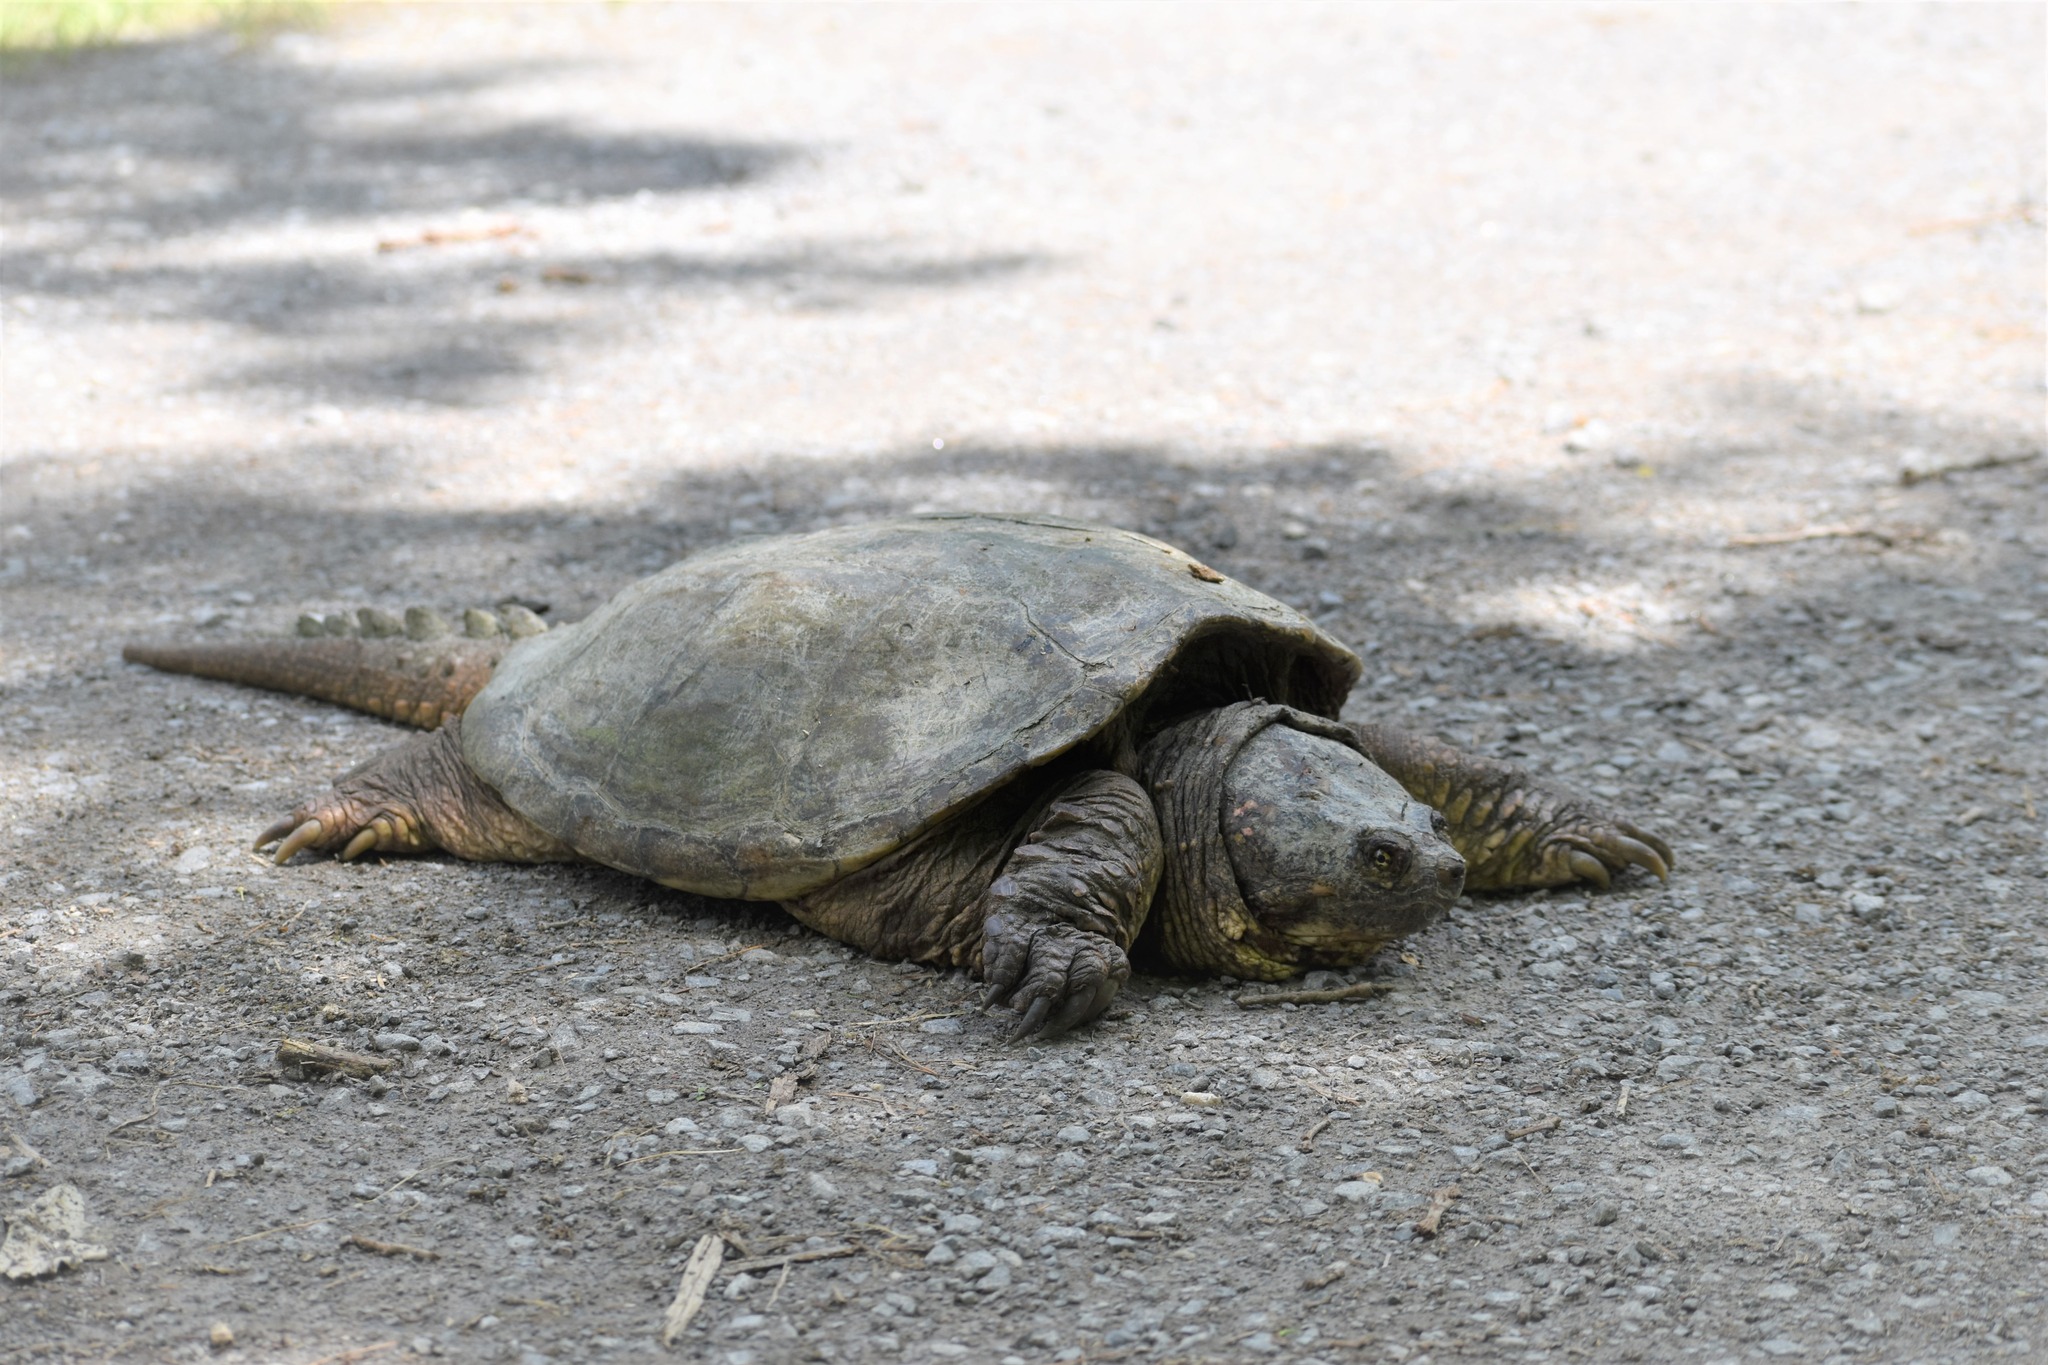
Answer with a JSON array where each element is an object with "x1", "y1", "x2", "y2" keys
[
  {"x1": 1009, "y1": 995, "x2": 1054, "y2": 1041},
  {"x1": 1608, "y1": 834, "x2": 1670, "y2": 882},
  {"x1": 272, "y1": 818, "x2": 325, "y2": 865},
  {"x1": 254, "y1": 815, "x2": 301, "y2": 851},
  {"x1": 1044, "y1": 986, "x2": 1103, "y2": 1040},
  {"x1": 340, "y1": 827, "x2": 379, "y2": 861},
  {"x1": 1565, "y1": 848, "x2": 1611, "y2": 888}
]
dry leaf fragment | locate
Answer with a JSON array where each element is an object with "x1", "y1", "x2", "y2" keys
[{"x1": 1, "y1": 1184, "x2": 109, "y2": 1280}]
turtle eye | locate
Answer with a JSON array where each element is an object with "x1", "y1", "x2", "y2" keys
[{"x1": 1357, "y1": 833, "x2": 1411, "y2": 882}]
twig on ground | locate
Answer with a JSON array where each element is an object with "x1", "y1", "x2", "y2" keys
[
  {"x1": 1413, "y1": 1184, "x2": 1461, "y2": 1239},
  {"x1": 1727, "y1": 525, "x2": 1898, "y2": 548},
  {"x1": 660, "y1": 1234, "x2": 726, "y2": 1347},
  {"x1": 1507, "y1": 1116, "x2": 1560, "y2": 1140},
  {"x1": 1616, "y1": 1080, "x2": 1632, "y2": 1117},
  {"x1": 1297, "y1": 1115, "x2": 1335, "y2": 1152},
  {"x1": 5, "y1": 1129, "x2": 48, "y2": 1171},
  {"x1": 619, "y1": 1147, "x2": 740, "y2": 1167},
  {"x1": 1234, "y1": 981, "x2": 1399, "y2": 1008},
  {"x1": 300, "y1": 1343, "x2": 397, "y2": 1365},
  {"x1": 376, "y1": 223, "x2": 529, "y2": 252},
  {"x1": 276, "y1": 1038, "x2": 397, "y2": 1079},
  {"x1": 341, "y1": 1233, "x2": 440, "y2": 1262},
  {"x1": 722, "y1": 1244, "x2": 858, "y2": 1276},
  {"x1": 1900, "y1": 449, "x2": 2042, "y2": 485}
]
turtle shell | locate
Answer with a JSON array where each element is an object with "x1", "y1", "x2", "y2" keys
[{"x1": 460, "y1": 514, "x2": 1361, "y2": 898}]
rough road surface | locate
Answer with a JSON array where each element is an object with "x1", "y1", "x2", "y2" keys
[{"x1": 2, "y1": 5, "x2": 2044, "y2": 1363}]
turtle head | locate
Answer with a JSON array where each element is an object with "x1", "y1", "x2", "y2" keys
[{"x1": 1218, "y1": 724, "x2": 1465, "y2": 969}]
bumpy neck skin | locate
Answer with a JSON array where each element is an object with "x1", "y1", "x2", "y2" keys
[{"x1": 1136, "y1": 702, "x2": 1461, "y2": 981}]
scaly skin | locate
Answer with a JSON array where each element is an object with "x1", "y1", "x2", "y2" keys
[
  {"x1": 121, "y1": 636, "x2": 507, "y2": 730},
  {"x1": 1348, "y1": 722, "x2": 1672, "y2": 891},
  {"x1": 254, "y1": 718, "x2": 574, "y2": 866}
]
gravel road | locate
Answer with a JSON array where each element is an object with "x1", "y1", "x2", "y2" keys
[{"x1": 2, "y1": 4, "x2": 2043, "y2": 1363}]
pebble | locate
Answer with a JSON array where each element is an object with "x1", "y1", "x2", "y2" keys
[
  {"x1": 1964, "y1": 1166, "x2": 2013, "y2": 1187},
  {"x1": 208, "y1": 1322, "x2": 234, "y2": 1349},
  {"x1": 2, "y1": 1072, "x2": 41, "y2": 1109},
  {"x1": 172, "y1": 846, "x2": 213, "y2": 875},
  {"x1": 374, "y1": 1033, "x2": 421, "y2": 1052},
  {"x1": 1056, "y1": 1125, "x2": 1091, "y2": 1144},
  {"x1": 920, "y1": 1017, "x2": 963, "y2": 1034},
  {"x1": 672, "y1": 1022, "x2": 723, "y2": 1035},
  {"x1": 1950, "y1": 1090, "x2": 1990, "y2": 1111},
  {"x1": 736, "y1": 1133, "x2": 773, "y2": 1153}
]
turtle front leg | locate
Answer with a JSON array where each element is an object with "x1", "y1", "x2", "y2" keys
[
  {"x1": 980, "y1": 771, "x2": 1163, "y2": 1039},
  {"x1": 257, "y1": 717, "x2": 575, "y2": 866},
  {"x1": 1349, "y1": 723, "x2": 1672, "y2": 892}
]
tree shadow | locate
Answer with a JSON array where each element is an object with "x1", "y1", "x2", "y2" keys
[{"x1": 0, "y1": 30, "x2": 1049, "y2": 404}]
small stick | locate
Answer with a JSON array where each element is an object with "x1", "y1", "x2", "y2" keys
[
  {"x1": 1616, "y1": 1080, "x2": 1632, "y2": 1117},
  {"x1": 619, "y1": 1147, "x2": 741, "y2": 1167},
  {"x1": 721, "y1": 1244, "x2": 858, "y2": 1276},
  {"x1": 1297, "y1": 1116, "x2": 1335, "y2": 1152},
  {"x1": 1727, "y1": 525, "x2": 1895, "y2": 548},
  {"x1": 765, "y1": 1258, "x2": 794, "y2": 1309},
  {"x1": 1234, "y1": 981, "x2": 1398, "y2": 1008},
  {"x1": 1507, "y1": 1116, "x2": 1560, "y2": 1140},
  {"x1": 276, "y1": 1038, "x2": 397, "y2": 1079},
  {"x1": 659, "y1": 1234, "x2": 725, "y2": 1347},
  {"x1": 1413, "y1": 1184, "x2": 1461, "y2": 1239},
  {"x1": 1900, "y1": 449, "x2": 2041, "y2": 485},
  {"x1": 342, "y1": 1233, "x2": 440, "y2": 1262},
  {"x1": 6, "y1": 1128, "x2": 49, "y2": 1170},
  {"x1": 301, "y1": 1343, "x2": 397, "y2": 1365},
  {"x1": 377, "y1": 223, "x2": 528, "y2": 252}
]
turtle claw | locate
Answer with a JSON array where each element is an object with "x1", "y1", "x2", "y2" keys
[
  {"x1": 260, "y1": 817, "x2": 326, "y2": 865},
  {"x1": 981, "y1": 909, "x2": 1129, "y2": 1041},
  {"x1": 1565, "y1": 848, "x2": 1611, "y2": 888},
  {"x1": 1549, "y1": 817, "x2": 1674, "y2": 890}
]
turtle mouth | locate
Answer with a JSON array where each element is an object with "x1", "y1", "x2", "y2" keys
[{"x1": 1238, "y1": 840, "x2": 1465, "y2": 965}]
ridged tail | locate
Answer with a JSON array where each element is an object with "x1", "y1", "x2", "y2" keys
[{"x1": 121, "y1": 637, "x2": 509, "y2": 729}]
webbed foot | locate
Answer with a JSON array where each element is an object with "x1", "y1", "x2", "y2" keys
[{"x1": 980, "y1": 905, "x2": 1130, "y2": 1040}]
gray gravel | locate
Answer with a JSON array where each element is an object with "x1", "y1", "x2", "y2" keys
[{"x1": 2, "y1": 4, "x2": 2045, "y2": 1363}]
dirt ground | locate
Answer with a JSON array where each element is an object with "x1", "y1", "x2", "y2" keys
[{"x1": 2, "y1": 4, "x2": 2044, "y2": 1363}]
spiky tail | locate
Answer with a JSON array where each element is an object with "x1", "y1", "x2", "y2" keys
[{"x1": 122, "y1": 635, "x2": 510, "y2": 729}]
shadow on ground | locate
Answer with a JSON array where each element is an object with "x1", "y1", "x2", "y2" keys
[{"x1": 0, "y1": 28, "x2": 1050, "y2": 404}]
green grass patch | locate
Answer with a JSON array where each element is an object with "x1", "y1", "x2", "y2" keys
[{"x1": 0, "y1": 0, "x2": 329, "y2": 57}]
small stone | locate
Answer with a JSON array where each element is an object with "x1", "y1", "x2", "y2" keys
[
  {"x1": 900, "y1": 1158, "x2": 939, "y2": 1177},
  {"x1": 672, "y1": 1021, "x2": 723, "y2": 1035},
  {"x1": 1964, "y1": 1166, "x2": 2013, "y2": 1187},
  {"x1": 736, "y1": 1133, "x2": 772, "y2": 1153},
  {"x1": 1593, "y1": 1201, "x2": 1620, "y2": 1226},
  {"x1": 1564, "y1": 419, "x2": 1614, "y2": 453},
  {"x1": 807, "y1": 1171, "x2": 839, "y2": 1199},
  {"x1": 1758, "y1": 1339, "x2": 1807, "y2": 1357},
  {"x1": 374, "y1": 1033, "x2": 421, "y2": 1052},
  {"x1": 1181, "y1": 1091, "x2": 1223, "y2": 1106},
  {"x1": 1950, "y1": 1089, "x2": 1990, "y2": 1111},
  {"x1": 1056, "y1": 1125, "x2": 1091, "y2": 1145},
  {"x1": 1332, "y1": 1181, "x2": 1381, "y2": 1203},
  {"x1": 919, "y1": 1017, "x2": 963, "y2": 1034},
  {"x1": 924, "y1": 1240, "x2": 958, "y2": 1266},
  {"x1": 955, "y1": 1250, "x2": 999, "y2": 1277},
  {"x1": 2, "y1": 1073, "x2": 41, "y2": 1110},
  {"x1": 1872, "y1": 1095, "x2": 1900, "y2": 1117},
  {"x1": 172, "y1": 846, "x2": 213, "y2": 875},
  {"x1": 646, "y1": 1089, "x2": 679, "y2": 1105},
  {"x1": 1847, "y1": 1315, "x2": 1885, "y2": 1337},
  {"x1": 209, "y1": 1323, "x2": 234, "y2": 1350}
]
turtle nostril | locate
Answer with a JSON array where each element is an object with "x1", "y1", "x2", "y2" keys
[{"x1": 1436, "y1": 856, "x2": 1465, "y2": 895}]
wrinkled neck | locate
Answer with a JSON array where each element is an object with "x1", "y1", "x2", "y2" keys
[{"x1": 1135, "y1": 702, "x2": 1367, "y2": 981}]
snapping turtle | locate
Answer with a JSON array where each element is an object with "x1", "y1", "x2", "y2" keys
[{"x1": 124, "y1": 514, "x2": 1669, "y2": 1035}]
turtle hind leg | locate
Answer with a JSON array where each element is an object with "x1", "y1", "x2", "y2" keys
[{"x1": 258, "y1": 717, "x2": 574, "y2": 867}]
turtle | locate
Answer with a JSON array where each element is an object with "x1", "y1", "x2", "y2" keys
[{"x1": 123, "y1": 513, "x2": 1670, "y2": 1037}]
